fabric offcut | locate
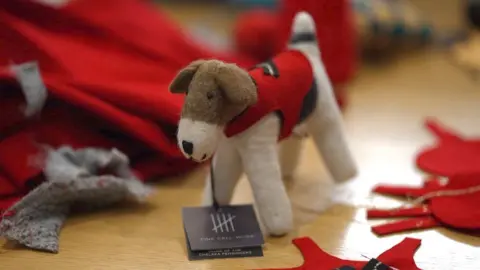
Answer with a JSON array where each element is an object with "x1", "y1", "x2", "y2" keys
[
  {"x1": 365, "y1": 119, "x2": 480, "y2": 236},
  {"x1": 367, "y1": 174, "x2": 480, "y2": 236},
  {"x1": 0, "y1": 146, "x2": 154, "y2": 253},
  {"x1": 255, "y1": 237, "x2": 422, "y2": 270},
  {"x1": 416, "y1": 119, "x2": 480, "y2": 177}
]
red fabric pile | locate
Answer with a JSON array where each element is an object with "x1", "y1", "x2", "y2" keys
[
  {"x1": 0, "y1": 0, "x2": 357, "y2": 213},
  {"x1": 0, "y1": 0, "x2": 252, "y2": 213}
]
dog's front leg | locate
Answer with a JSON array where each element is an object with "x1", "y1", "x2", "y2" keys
[
  {"x1": 233, "y1": 115, "x2": 293, "y2": 236},
  {"x1": 279, "y1": 136, "x2": 304, "y2": 179},
  {"x1": 202, "y1": 137, "x2": 243, "y2": 206}
]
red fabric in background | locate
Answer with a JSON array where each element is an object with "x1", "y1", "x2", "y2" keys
[
  {"x1": 234, "y1": 9, "x2": 280, "y2": 64},
  {"x1": 233, "y1": 0, "x2": 358, "y2": 109},
  {"x1": 0, "y1": 0, "x2": 259, "y2": 212},
  {"x1": 235, "y1": 0, "x2": 358, "y2": 84},
  {"x1": 276, "y1": 0, "x2": 358, "y2": 85},
  {"x1": 277, "y1": 0, "x2": 357, "y2": 109}
]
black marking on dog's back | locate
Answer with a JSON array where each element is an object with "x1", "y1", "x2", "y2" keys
[
  {"x1": 290, "y1": 32, "x2": 317, "y2": 44},
  {"x1": 252, "y1": 60, "x2": 280, "y2": 78},
  {"x1": 297, "y1": 78, "x2": 318, "y2": 124}
]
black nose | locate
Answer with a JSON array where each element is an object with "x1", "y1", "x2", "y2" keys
[{"x1": 182, "y1": 140, "x2": 194, "y2": 155}]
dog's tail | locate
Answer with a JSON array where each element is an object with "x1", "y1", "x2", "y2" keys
[{"x1": 287, "y1": 11, "x2": 320, "y2": 58}]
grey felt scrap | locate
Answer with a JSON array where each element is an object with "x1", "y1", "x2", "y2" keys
[
  {"x1": 0, "y1": 146, "x2": 155, "y2": 253},
  {"x1": 10, "y1": 61, "x2": 48, "y2": 117}
]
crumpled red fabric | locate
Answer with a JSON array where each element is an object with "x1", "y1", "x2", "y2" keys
[
  {"x1": 0, "y1": 0, "x2": 258, "y2": 213},
  {"x1": 0, "y1": 0, "x2": 356, "y2": 213}
]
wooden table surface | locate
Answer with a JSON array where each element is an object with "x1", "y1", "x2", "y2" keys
[
  {"x1": 2, "y1": 3, "x2": 480, "y2": 269},
  {"x1": 452, "y1": 32, "x2": 480, "y2": 76}
]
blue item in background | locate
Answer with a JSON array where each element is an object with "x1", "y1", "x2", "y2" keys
[{"x1": 227, "y1": 0, "x2": 278, "y2": 8}]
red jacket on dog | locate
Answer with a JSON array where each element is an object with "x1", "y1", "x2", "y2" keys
[{"x1": 225, "y1": 50, "x2": 314, "y2": 140}]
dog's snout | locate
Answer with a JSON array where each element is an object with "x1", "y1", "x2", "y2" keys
[{"x1": 181, "y1": 140, "x2": 194, "y2": 155}]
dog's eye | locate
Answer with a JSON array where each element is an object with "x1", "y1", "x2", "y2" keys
[{"x1": 206, "y1": 91, "x2": 215, "y2": 100}]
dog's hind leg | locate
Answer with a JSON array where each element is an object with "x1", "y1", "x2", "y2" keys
[
  {"x1": 202, "y1": 137, "x2": 243, "y2": 206},
  {"x1": 306, "y1": 104, "x2": 356, "y2": 183},
  {"x1": 289, "y1": 12, "x2": 358, "y2": 183}
]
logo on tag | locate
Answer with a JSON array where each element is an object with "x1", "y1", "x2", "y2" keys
[{"x1": 211, "y1": 212, "x2": 236, "y2": 233}]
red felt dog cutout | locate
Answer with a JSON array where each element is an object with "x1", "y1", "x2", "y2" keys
[
  {"x1": 368, "y1": 174, "x2": 480, "y2": 235},
  {"x1": 255, "y1": 237, "x2": 422, "y2": 270},
  {"x1": 416, "y1": 119, "x2": 480, "y2": 177}
]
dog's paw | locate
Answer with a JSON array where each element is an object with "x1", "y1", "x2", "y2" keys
[
  {"x1": 263, "y1": 212, "x2": 294, "y2": 237},
  {"x1": 269, "y1": 231, "x2": 290, "y2": 238},
  {"x1": 201, "y1": 192, "x2": 214, "y2": 206},
  {"x1": 267, "y1": 224, "x2": 293, "y2": 237}
]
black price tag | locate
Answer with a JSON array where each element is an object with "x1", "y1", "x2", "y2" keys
[{"x1": 182, "y1": 204, "x2": 264, "y2": 261}]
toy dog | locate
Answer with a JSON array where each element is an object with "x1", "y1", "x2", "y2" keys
[{"x1": 170, "y1": 12, "x2": 357, "y2": 236}]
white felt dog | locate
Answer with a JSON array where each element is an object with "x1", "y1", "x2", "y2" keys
[{"x1": 170, "y1": 12, "x2": 357, "y2": 236}]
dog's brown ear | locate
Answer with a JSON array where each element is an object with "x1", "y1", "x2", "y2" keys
[
  {"x1": 216, "y1": 63, "x2": 258, "y2": 106},
  {"x1": 169, "y1": 60, "x2": 205, "y2": 93}
]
